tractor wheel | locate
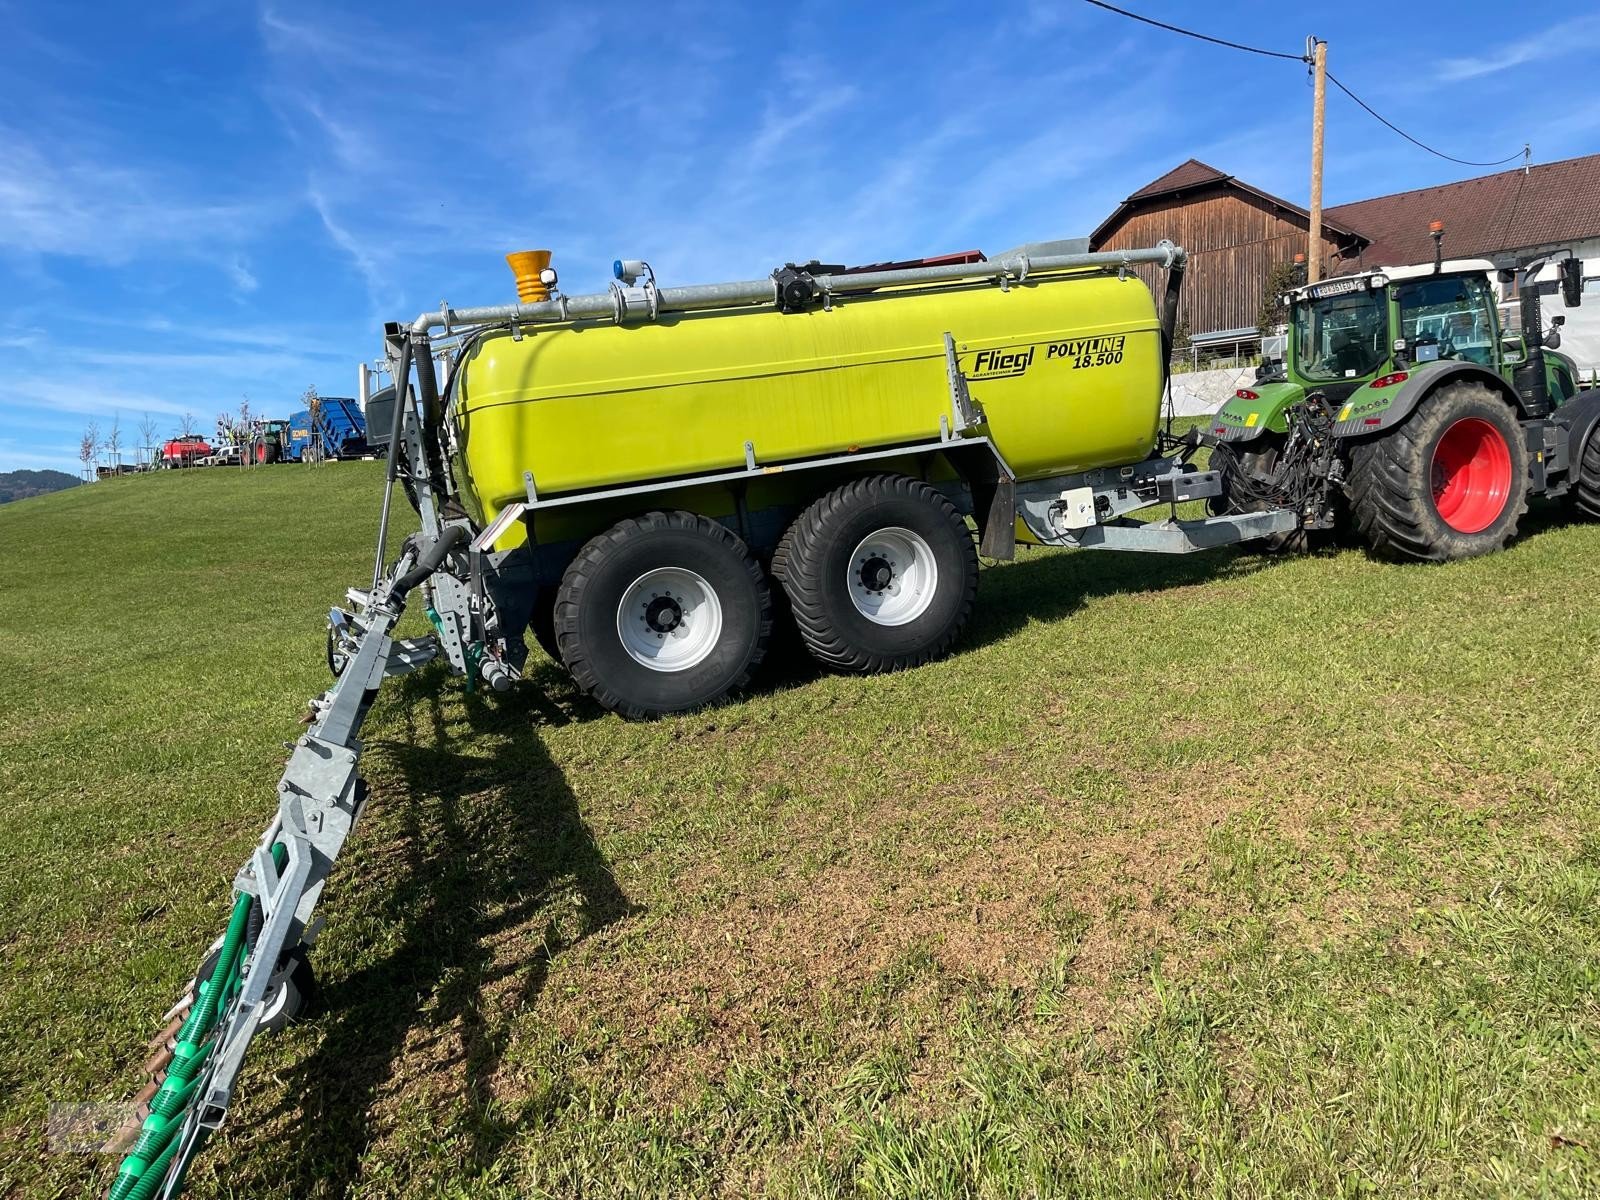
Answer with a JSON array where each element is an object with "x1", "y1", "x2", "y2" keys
[
  {"x1": 1209, "y1": 435, "x2": 1307, "y2": 554},
  {"x1": 529, "y1": 585, "x2": 561, "y2": 664},
  {"x1": 773, "y1": 474, "x2": 977, "y2": 673},
  {"x1": 554, "y1": 511, "x2": 771, "y2": 719},
  {"x1": 1573, "y1": 425, "x2": 1600, "y2": 519},
  {"x1": 1346, "y1": 382, "x2": 1529, "y2": 562}
]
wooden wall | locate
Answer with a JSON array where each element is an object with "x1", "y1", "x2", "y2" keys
[{"x1": 1093, "y1": 186, "x2": 1352, "y2": 336}]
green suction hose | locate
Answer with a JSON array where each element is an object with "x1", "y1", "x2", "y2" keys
[{"x1": 108, "y1": 844, "x2": 288, "y2": 1200}]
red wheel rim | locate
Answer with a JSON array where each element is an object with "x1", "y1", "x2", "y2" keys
[{"x1": 1430, "y1": 417, "x2": 1512, "y2": 534}]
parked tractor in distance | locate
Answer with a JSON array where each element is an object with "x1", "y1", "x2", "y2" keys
[
  {"x1": 1212, "y1": 228, "x2": 1600, "y2": 560},
  {"x1": 252, "y1": 419, "x2": 293, "y2": 464}
]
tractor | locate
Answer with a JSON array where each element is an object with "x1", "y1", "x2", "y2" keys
[{"x1": 1210, "y1": 228, "x2": 1600, "y2": 560}]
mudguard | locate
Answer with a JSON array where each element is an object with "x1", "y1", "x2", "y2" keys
[
  {"x1": 1331, "y1": 361, "x2": 1515, "y2": 439},
  {"x1": 1210, "y1": 380, "x2": 1304, "y2": 443}
]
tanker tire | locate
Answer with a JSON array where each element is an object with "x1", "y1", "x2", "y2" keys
[
  {"x1": 1573, "y1": 425, "x2": 1600, "y2": 519},
  {"x1": 1346, "y1": 382, "x2": 1528, "y2": 562},
  {"x1": 555, "y1": 511, "x2": 771, "y2": 719},
  {"x1": 773, "y1": 474, "x2": 977, "y2": 673}
]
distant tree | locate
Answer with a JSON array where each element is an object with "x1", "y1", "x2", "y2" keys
[
  {"x1": 238, "y1": 397, "x2": 253, "y2": 468},
  {"x1": 138, "y1": 413, "x2": 158, "y2": 468},
  {"x1": 302, "y1": 385, "x2": 323, "y2": 465},
  {"x1": 104, "y1": 413, "x2": 123, "y2": 472},
  {"x1": 79, "y1": 424, "x2": 98, "y2": 481},
  {"x1": 178, "y1": 412, "x2": 197, "y2": 438},
  {"x1": 1258, "y1": 261, "x2": 1301, "y2": 337}
]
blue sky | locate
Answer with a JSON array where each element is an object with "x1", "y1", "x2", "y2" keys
[{"x1": 5, "y1": 0, "x2": 1599, "y2": 474}]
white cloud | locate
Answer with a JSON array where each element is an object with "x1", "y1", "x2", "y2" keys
[
  {"x1": 0, "y1": 122, "x2": 282, "y2": 269},
  {"x1": 226, "y1": 256, "x2": 259, "y2": 295},
  {"x1": 1437, "y1": 15, "x2": 1600, "y2": 81}
]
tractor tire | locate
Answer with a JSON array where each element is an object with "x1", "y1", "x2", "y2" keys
[
  {"x1": 554, "y1": 511, "x2": 771, "y2": 719},
  {"x1": 257, "y1": 442, "x2": 280, "y2": 465},
  {"x1": 1209, "y1": 435, "x2": 1307, "y2": 554},
  {"x1": 773, "y1": 474, "x2": 977, "y2": 673},
  {"x1": 1346, "y1": 382, "x2": 1529, "y2": 562},
  {"x1": 1573, "y1": 425, "x2": 1600, "y2": 519},
  {"x1": 529, "y1": 585, "x2": 561, "y2": 664}
]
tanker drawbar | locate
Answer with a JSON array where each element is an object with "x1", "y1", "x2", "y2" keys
[{"x1": 108, "y1": 236, "x2": 1331, "y2": 1198}]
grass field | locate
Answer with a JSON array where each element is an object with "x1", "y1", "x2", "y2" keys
[{"x1": 2, "y1": 460, "x2": 1598, "y2": 1199}]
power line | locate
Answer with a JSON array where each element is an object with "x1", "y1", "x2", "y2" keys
[
  {"x1": 1079, "y1": 0, "x2": 1306, "y2": 62},
  {"x1": 1080, "y1": 1, "x2": 1529, "y2": 170},
  {"x1": 1326, "y1": 73, "x2": 1527, "y2": 168}
]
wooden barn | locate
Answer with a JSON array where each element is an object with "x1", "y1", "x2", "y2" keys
[
  {"x1": 1091, "y1": 154, "x2": 1600, "y2": 362},
  {"x1": 1089, "y1": 159, "x2": 1366, "y2": 353}
]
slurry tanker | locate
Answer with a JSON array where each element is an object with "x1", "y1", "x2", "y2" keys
[{"x1": 113, "y1": 227, "x2": 1594, "y2": 1196}]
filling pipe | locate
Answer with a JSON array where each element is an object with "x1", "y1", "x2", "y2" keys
[{"x1": 409, "y1": 242, "x2": 1187, "y2": 334}]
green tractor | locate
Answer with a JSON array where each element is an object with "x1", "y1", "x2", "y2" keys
[{"x1": 1211, "y1": 234, "x2": 1600, "y2": 560}]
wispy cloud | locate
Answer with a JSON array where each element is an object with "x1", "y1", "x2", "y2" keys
[{"x1": 1437, "y1": 14, "x2": 1600, "y2": 80}]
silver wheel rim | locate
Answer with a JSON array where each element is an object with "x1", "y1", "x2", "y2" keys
[
  {"x1": 847, "y1": 526, "x2": 938, "y2": 626},
  {"x1": 616, "y1": 567, "x2": 723, "y2": 672}
]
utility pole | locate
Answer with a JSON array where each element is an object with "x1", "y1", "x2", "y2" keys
[{"x1": 1307, "y1": 36, "x2": 1328, "y2": 282}]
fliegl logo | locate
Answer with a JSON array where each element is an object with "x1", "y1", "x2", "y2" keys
[{"x1": 968, "y1": 345, "x2": 1036, "y2": 380}]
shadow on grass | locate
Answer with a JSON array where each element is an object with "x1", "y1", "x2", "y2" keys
[{"x1": 252, "y1": 671, "x2": 634, "y2": 1197}]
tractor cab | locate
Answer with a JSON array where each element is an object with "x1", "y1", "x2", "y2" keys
[
  {"x1": 1217, "y1": 247, "x2": 1583, "y2": 448},
  {"x1": 1286, "y1": 261, "x2": 1503, "y2": 396}
]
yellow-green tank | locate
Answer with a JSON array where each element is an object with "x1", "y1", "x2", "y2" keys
[{"x1": 452, "y1": 267, "x2": 1163, "y2": 527}]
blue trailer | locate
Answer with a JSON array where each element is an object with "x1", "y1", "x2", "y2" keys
[{"x1": 284, "y1": 397, "x2": 369, "y2": 461}]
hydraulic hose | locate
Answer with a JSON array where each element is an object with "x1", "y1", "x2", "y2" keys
[
  {"x1": 372, "y1": 336, "x2": 415, "y2": 591},
  {"x1": 393, "y1": 525, "x2": 469, "y2": 596}
]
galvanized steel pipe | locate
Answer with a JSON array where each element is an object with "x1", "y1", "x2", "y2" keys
[{"x1": 409, "y1": 241, "x2": 1186, "y2": 334}]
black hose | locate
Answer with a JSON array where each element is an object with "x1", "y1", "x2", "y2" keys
[
  {"x1": 393, "y1": 525, "x2": 469, "y2": 595},
  {"x1": 410, "y1": 330, "x2": 448, "y2": 496}
]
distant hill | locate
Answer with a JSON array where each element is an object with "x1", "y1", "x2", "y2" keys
[{"x1": 0, "y1": 469, "x2": 83, "y2": 505}]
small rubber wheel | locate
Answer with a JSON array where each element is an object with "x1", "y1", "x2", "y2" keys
[
  {"x1": 260, "y1": 946, "x2": 318, "y2": 1033},
  {"x1": 1573, "y1": 424, "x2": 1600, "y2": 520},
  {"x1": 773, "y1": 474, "x2": 977, "y2": 673},
  {"x1": 555, "y1": 511, "x2": 771, "y2": 719},
  {"x1": 1346, "y1": 382, "x2": 1529, "y2": 561}
]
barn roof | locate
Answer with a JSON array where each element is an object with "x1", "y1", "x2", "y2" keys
[
  {"x1": 1326, "y1": 153, "x2": 1600, "y2": 265},
  {"x1": 1092, "y1": 157, "x2": 1364, "y2": 247}
]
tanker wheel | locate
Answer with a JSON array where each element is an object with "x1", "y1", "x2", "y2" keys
[
  {"x1": 554, "y1": 511, "x2": 772, "y2": 719},
  {"x1": 1209, "y1": 435, "x2": 1308, "y2": 554},
  {"x1": 1572, "y1": 424, "x2": 1600, "y2": 520},
  {"x1": 1346, "y1": 382, "x2": 1529, "y2": 562},
  {"x1": 773, "y1": 474, "x2": 977, "y2": 673}
]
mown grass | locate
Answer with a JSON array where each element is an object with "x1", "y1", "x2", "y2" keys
[{"x1": 1, "y1": 460, "x2": 1597, "y2": 1199}]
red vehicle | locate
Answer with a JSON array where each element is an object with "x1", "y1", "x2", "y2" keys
[{"x1": 158, "y1": 436, "x2": 213, "y2": 467}]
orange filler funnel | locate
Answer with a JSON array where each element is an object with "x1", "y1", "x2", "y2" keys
[{"x1": 505, "y1": 250, "x2": 553, "y2": 303}]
